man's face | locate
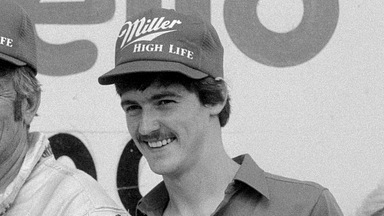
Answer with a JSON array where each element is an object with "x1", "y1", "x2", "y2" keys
[
  {"x1": 120, "y1": 83, "x2": 212, "y2": 176},
  {"x1": 0, "y1": 76, "x2": 26, "y2": 163}
]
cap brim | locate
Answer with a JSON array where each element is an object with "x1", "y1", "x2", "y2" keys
[
  {"x1": 98, "y1": 61, "x2": 208, "y2": 85},
  {"x1": 0, "y1": 53, "x2": 27, "y2": 66}
]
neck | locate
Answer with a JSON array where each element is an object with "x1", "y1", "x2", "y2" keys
[
  {"x1": 0, "y1": 134, "x2": 29, "y2": 193},
  {"x1": 163, "y1": 144, "x2": 240, "y2": 216}
]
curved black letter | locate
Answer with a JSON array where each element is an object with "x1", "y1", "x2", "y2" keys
[{"x1": 224, "y1": 0, "x2": 339, "y2": 67}]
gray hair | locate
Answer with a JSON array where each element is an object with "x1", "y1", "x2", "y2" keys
[{"x1": 0, "y1": 61, "x2": 41, "y2": 122}]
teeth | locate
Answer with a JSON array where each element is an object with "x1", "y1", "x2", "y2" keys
[{"x1": 148, "y1": 138, "x2": 173, "y2": 148}]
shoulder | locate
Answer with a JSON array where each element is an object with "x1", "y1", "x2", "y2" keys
[
  {"x1": 262, "y1": 172, "x2": 343, "y2": 215},
  {"x1": 234, "y1": 154, "x2": 342, "y2": 215},
  {"x1": 30, "y1": 157, "x2": 129, "y2": 215},
  {"x1": 265, "y1": 172, "x2": 326, "y2": 197},
  {"x1": 235, "y1": 154, "x2": 327, "y2": 202}
]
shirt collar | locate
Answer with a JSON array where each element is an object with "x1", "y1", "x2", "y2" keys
[
  {"x1": 0, "y1": 132, "x2": 49, "y2": 214},
  {"x1": 137, "y1": 154, "x2": 271, "y2": 215},
  {"x1": 232, "y1": 154, "x2": 270, "y2": 200},
  {"x1": 137, "y1": 181, "x2": 168, "y2": 214}
]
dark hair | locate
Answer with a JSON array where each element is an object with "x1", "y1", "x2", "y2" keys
[{"x1": 115, "y1": 72, "x2": 231, "y2": 127}]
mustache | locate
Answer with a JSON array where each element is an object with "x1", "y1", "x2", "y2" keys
[{"x1": 136, "y1": 129, "x2": 175, "y2": 143}]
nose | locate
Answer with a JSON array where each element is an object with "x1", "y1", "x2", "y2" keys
[{"x1": 138, "y1": 109, "x2": 160, "y2": 136}]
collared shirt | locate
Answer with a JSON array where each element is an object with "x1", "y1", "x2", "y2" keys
[
  {"x1": 0, "y1": 132, "x2": 129, "y2": 216},
  {"x1": 136, "y1": 154, "x2": 344, "y2": 216}
]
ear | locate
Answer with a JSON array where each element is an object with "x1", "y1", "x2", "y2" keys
[
  {"x1": 22, "y1": 91, "x2": 41, "y2": 125},
  {"x1": 207, "y1": 88, "x2": 228, "y2": 116}
]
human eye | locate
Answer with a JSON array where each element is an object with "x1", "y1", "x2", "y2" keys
[
  {"x1": 157, "y1": 100, "x2": 176, "y2": 107},
  {"x1": 123, "y1": 104, "x2": 142, "y2": 116}
]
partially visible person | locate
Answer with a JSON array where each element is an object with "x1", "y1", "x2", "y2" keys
[
  {"x1": 356, "y1": 178, "x2": 384, "y2": 216},
  {"x1": 98, "y1": 8, "x2": 344, "y2": 216},
  {"x1": 0, "y1": 1, "x2": 129, "y2": 215}
]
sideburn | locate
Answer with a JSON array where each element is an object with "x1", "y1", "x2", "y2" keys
[{"x1": 13, "y1": 93, "x2": 23, "y2": 122}]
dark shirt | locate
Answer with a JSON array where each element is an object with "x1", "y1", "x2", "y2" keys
[{"x1": 136, "y1": 154, "x2": 344, "y2": 216}]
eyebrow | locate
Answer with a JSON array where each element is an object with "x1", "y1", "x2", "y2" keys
[
  {"x1": 151, "y1": 91, "x2": 182, "y2": 100},
  {"x1": 121, "y1": 91, "x2": 182, "y2": 107}
]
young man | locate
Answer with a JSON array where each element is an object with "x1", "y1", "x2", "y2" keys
[
  {"x1": 0, "y1": 1, "x2": 129, "y2": 215},
  {"x1": 99, "y1": 8, "x2": 344, "y2": 216}
]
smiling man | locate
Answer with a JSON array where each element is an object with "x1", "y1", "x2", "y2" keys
[
  {"x1": 0, "y1": 1, "x2": 128, "y2": 215},
  {"x1": 99, "y1": 8, "x2": 344, "y2": 216}
]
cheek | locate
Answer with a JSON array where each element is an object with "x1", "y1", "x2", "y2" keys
[
  {"x1": 0, "y1": 104, "x2": 15, "y2": 125},
  {"x1": 125, "y1": 116, "x2": 138, "y2": 137},
  {"x1": 0, "y1": 97, "x2": 18, "y2": 138},
  {"x1": 0, "y1": 114, "x2": 17, "y2": 142},
  {"x1": 172, "y1": 115, "x2": 205, "y2": 140},
  {"x1": 185, "y1": 111, "x2": 210, "y2": 140}
]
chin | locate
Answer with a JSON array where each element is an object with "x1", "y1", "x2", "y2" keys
[{"x1": 148, "y1": 160, "x2": 179, "y2": 176}]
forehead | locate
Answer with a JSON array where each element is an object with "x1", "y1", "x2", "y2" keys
[{"x1": 121, "y1": 83, "x2": 191, "y2": 100}]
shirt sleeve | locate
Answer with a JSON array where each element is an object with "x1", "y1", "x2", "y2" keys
[
  {"x1": 310, "y1": 189, "x2": 344, "y2": 216},
  {"x1": 88, "y1": 208, "x2": 131, "y2": 216}
]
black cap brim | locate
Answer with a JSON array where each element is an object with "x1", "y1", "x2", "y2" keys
[
  {"x1": 0, "y1": 53, "x2": 27, "y2": 66},
  {"x1": 98, "y1": 60, "x2": 208, "y2": 85}
]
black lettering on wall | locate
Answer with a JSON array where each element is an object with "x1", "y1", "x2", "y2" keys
[
  {"x1": 49, "y1": 133, "x2": 97, "y2": 180},
  {"x1": 117, "y1": 139, "x2": 144, "y2": 215},
  {"x1": 14, "y1": 0, "x2": 115, "y2": 76},
  {"x1": 224, "y1": 0, "x2": 339, "y2": 67}
]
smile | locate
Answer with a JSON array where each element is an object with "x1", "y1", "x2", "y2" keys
[{"x1": 147, "y1": 138, "x2": 175, "y2": 148}]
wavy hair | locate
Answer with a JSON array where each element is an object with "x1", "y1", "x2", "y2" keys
[
  {"x1": 115, "y1": 72, "x2": 231, "y2": 127},
  {"x1": 0, "y1": 59, "x2": 41, "y2": 122}
]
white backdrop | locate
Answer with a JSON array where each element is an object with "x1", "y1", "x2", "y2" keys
[{"x1": 28, "y1": 0, "x2": 384, "y2": 215}]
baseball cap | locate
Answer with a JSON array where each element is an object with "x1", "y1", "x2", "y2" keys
[
  {"x1": 0, "y1": 0, "x2": 37, "y2": 74},
  {"x1": 98, "y1": 8, "x2": 224, "y2": 85}
]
